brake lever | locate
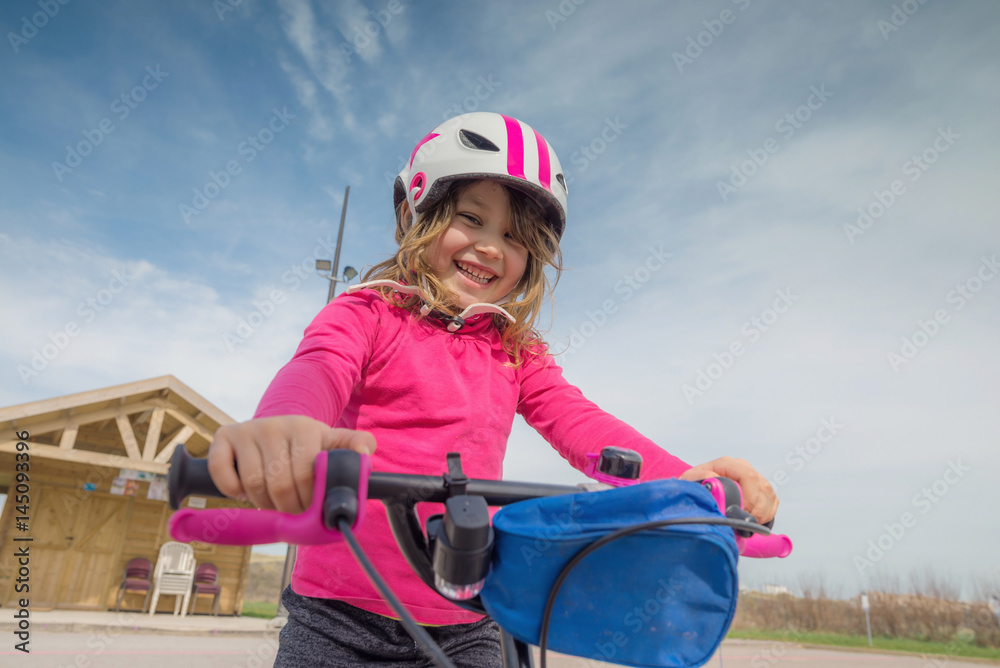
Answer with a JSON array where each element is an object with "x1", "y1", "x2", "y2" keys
[{"x1": 167, "y1": 449, "x2": 371, "y2": 545}]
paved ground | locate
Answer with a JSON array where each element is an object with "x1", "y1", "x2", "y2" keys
[
  {"x1": 5, "y1": 635, "x2": 993, "y2": 668},
  {"x1": 1, "y1": 611, "x2": 993, "y2": 667}
]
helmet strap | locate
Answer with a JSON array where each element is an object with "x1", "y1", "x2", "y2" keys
[{"x1": 346, "y1": 280, "x2": 517, "y2": 332}]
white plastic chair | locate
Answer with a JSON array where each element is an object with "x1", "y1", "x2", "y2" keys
[{"x1": 148, "y1": 541, "x2": 196, "y2": 616}]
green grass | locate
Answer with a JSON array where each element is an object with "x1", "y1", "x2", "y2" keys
[
  {"x1": 727, "y1": 629, "x2": 1000, "y2": 662},
  {"x1": 240, "y1": 600, "x2": 279, "y2": 619}
]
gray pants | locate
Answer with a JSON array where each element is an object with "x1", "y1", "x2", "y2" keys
[{"x1": 273, "y1": 587, "x2": 503, "y2": 667}]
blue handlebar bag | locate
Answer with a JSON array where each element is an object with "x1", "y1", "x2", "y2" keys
[{"x1": 479, "y1": 479, "x2": 739, "y2": 668}]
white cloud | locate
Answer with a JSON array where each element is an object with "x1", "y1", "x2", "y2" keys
[
  {"x1": 0, "y1": 233, "x2": 323, "y2": 422},
  {"x1": 277, "y1": 0, "x2": 356, "y2": 135}
]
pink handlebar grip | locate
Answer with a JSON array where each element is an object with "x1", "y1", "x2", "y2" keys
[
  {"x1": 168, "y1": 451, "x2": 370, "y2": 546},
  {"x1": 739, "y1": 534, "x2": 793, "y2": 559},
  {"x1": 700, "y1": 477, "x2": 793, "y2": 559},
  {"x1": 170, "y1": 506, "x2": 303, "y2": 545}
]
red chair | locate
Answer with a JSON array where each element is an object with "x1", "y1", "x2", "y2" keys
[
  {"x1": 114, "y1": 557, "x2": 153, "y2": 612},
  {"x1": 188, "y1": 563, "x2": 222, "y2": 615}
]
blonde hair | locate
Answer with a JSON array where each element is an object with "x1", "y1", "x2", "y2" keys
[{"x1": 361, "y1": 179, "x2": 563, "y2": 365}]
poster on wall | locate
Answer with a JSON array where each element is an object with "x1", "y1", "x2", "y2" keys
[
  {"x1": 147, "y1": 476, "x2": 168, "y2": 502},
  {"x1": 110, "y1": 476, "x2": 127, "y2": 495},
  {"x1": 124, "y1": 480, "x2": 139, "y2": 497},
  {"x1": 119, "y1": 469, "x2": 156, "y2": 481}
]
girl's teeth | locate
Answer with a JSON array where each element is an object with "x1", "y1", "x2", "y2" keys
[{"x1": 457, "y1": 262, "x2": 494, "y2": 284}]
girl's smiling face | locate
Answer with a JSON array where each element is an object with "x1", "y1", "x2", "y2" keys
[{"x1": 425, "y1": 180, "x2": 529, "y2": 309}]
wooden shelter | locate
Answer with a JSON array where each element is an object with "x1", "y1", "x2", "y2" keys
[{"x1": 0, "y1": 376, "x2": 254, "y2": 614}]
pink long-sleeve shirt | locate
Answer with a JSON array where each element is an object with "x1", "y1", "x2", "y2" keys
[{"x1": 255, "y1": 289, "x2": 690, "y2": 625}]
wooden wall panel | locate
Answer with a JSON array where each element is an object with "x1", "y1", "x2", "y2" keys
[{"x1": 0, "y1": 455, "x2": 251, "y2": 615}]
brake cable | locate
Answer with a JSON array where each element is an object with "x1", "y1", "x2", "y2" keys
[{"x1": 338, "y1": 518, "x2": 459, "y2": 668}]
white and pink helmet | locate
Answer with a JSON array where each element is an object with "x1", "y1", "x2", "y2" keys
[{"x1": 394, "y1": 112, "x2": 568, "y2": 240}]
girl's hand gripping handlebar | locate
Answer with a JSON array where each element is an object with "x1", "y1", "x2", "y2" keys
[
  {"x1": 167, "y1": 446, "x2": 371, "y2": 545},
  {"x1": 701, "y1": 477, "x2": 792, "y2": 558},
  {"x1": 583, "y1": 447, "x2": 792, "y2": 558}
]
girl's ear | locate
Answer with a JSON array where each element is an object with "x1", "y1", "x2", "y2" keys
[{"x1": 399, "y1": 200, "x2": 414, "y2": 230}]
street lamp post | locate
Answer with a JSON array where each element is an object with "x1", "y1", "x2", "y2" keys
[
  {"x1": 326, "y1": 185, "x2": 351, "y2": 303},
  {"x1": 316, "y1": 260, "x2": 358, "y2": 300}
]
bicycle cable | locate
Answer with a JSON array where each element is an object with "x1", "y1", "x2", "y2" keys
[
  {"x1": 537, "y1": 516, "x2": 770, "y2": 668},
  {"x1": 338, "y1": 518, "x2": 459, "y2": 668}
]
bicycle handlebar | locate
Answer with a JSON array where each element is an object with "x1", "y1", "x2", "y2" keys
[{"x1": 166, "y1": 446, "x2": 791, "y2": 558}]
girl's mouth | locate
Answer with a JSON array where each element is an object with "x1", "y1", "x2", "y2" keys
[{"x1": 455, "y1": 261, "x2": 497, "y2": 286}]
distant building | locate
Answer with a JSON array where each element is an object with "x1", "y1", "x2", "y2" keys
[
  {"x1": 0, "y1": 376, "x2": 253, "y2": 614},
  {"x1": 763, "y1": 584, "x2": 792, "y2": 596}
]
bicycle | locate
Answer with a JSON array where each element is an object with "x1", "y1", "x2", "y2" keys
[{"x1": 167, "y1": 445, "x2": 791, "y2": 668}]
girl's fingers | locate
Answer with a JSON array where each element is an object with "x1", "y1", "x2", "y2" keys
[
  {"x1": 259, "y1": 439, "x2": 304, "y2": 514},
  {"x1": 743, "y1": 478, "x2": 778, "y2": 525},
  {"x1": 206, "y1": 426, "x2": 248, "y2": 501},
  {"x1": 680, "y1": 457, "x2": 779, "y2": 525},
  {"x1": 321, "y1": 427, "x2": 377, "y2": 456},
  {"x1": 232, "y1": 437, "x2": 271, "y2": 511},
  {"x1": 207, "y1": 418, "x2": 377, "y2": 515},
  {"x1": 288, "y1": 429, "x2": 323, "y2": 512}
]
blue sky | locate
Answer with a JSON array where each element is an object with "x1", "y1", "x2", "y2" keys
[{"x1": 1, "y1": 1, "x2": 998, "y2": 598}]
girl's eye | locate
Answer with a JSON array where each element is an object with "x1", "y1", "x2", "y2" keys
[
  {"x1": 461, "y1": 213, "x2": 481, "y2": 226},
  {"x1": 505, "y1": 232, "x2": 523, "y2": 246}
]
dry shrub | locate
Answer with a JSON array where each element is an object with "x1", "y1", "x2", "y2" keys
[{"x1": 730, "y1": 568, "x2": 1000, "y2": 649}]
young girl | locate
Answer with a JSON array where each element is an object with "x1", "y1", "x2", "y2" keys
[{"x1": 207, "y1": 112, "x2": 778, "y2": 667}]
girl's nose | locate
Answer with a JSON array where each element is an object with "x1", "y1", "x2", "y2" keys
[{"x1": 474, "y1": 234, "x2": 503, "y2": 259}]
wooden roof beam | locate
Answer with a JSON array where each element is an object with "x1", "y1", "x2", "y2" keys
[
  {"x1": 0, "y1": 440, "x2": 168, "y2": 475},
  {"x1": 0, "y1": 400, "x2": 161, "y2": 443},
  {"x1": 155, "y1": 425, "x2": 195, "y2": 464},
  {"x1": 59, "y1": 425, "x2": 79, "y2": 450},
  {"x1": 165, "y1": 409, "x2": 215, "y2": 443},
  {"x1": 142, "y1": 408, "x2": 165, "y2": 461},
  {"x1": 115, "y1": 414, "x2": 142, "y2": 460},
  {"x1": 0, "y1": 376, "x2": 176, "y2": 423}
]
